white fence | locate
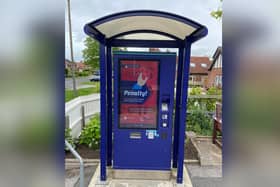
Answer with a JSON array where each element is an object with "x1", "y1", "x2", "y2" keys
[{"x1": 65, "y1": 94, "x2": 100, "y2": 138}]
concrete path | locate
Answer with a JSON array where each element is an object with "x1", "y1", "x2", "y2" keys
[
  {"x1": 192, "y1": 137, "x2": 222, "y2": 166},
  {"x1": 65, "y1": 162, "x2": 222, "y2": 187},
  {"x1": 190, "y1": 177, "x2": 222, "y2": 187},
  {"x1": 65, "y1": 76, "x2": 92, "y2": 90},
  {"x1": 65, "y1": 137, "x2": 223, "y2": 187},
  {"x1": 88, "y1": 164, "x2": 192, "y2": 187},
  {"x1": 76, "y1": 85, "x2": 95, "y2": 89},
  {"x1": 187, "y1": 165, "x2": 222, "y2": 178},
  {"x1": 65, "y1": 164, "x2": 98, "y2": 187}
]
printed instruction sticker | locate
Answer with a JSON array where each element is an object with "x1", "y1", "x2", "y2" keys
[{"x1": 146, "y1": 130, "x2": 159, "y2": 139}]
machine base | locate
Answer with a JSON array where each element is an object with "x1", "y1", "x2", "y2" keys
[{"x1": 88, "y1": 164, "x2": 192, "y2": 187}]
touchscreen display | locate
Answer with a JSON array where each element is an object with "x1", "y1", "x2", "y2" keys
[{"x1": 119, "y1": 60, "x2": 159, "y2": 129}]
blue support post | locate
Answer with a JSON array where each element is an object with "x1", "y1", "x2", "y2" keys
[
  {"x1": 177, "y1": 40, "x2": 191, "y2": 184},
  {"x1": 99, "y1": 43, "x2": 107, "y2": 181},
  {"x1": 172, "y1": 47, "x2": 184, "y2": 168},
  {"x1": 106, "y1": 46, "x2": 113, "y2": 166}
]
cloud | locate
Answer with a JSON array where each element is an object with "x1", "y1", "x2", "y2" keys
[{"x1": 65, "y1": 0, "x2": 222, "y2": 60}]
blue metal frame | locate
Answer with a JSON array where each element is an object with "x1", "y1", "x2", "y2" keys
[
  {"x1": 109, "y1": 39, "x2": 184, "y2": 48},
  {"x1": 84, "y1": 10, "x2": 208, "y2": 184},
  {"x1": 99, "y1": 43, "x2": 107, "y2": 181},
  {"x1": 106, "y1": 46, "x2": 113, "y2": 166},
  {"x1": 84, "y1": 10, "x2": 207, "y2": 44},
  {"x1": 87, "y1": 10, "x2": 202, "y2": 30},
  {"x1": 172, "y1": 47, "x2": 184, "y2": 168},
  {"x1": 176, "y1": 38, "x2": 191, "y2": 183}
]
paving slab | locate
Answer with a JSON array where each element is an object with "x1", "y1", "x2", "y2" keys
[
  {"x1": 192, "y1": 137, "x2": 222, "y2": 166},
  {"x1": 190, "y1": 177, "x2": 223, "y2": 187},
  {"x1": 88, "y1": 164, "x2": 192, "y2": 187},
  {"x1": 65, "y1": 165, "x2": 98, "y2": 187},
  {"x1": 187, "y1": 165, "x2": 222, "y2": 178}
]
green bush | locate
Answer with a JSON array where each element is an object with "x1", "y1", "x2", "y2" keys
[
  {"x1": 207, "y1": 87, "x2": 222, "y2": 95},
  {"x1": 206, "y1": 87, "x2": 222, "y2": 111},
  {"x1": 77, "y1": 71, "x2": 90, "y2": 77},
  {"x1": 79, "y1": 114, "x2": 100, "y2": 149},
  {"x1": 190, "y1": 87, "x2": 202, "y2": 95},
  {"x1": 65, "y1": 68, "x2": 68, "y2": 76},
  {"x1": 187, "y1": 110, "x2": 212, "y2": 135},
  {"x1": 188, "y1": 87, "x2": 202, "y2": 110},
  {"x1": 65, "y1": 128, "x2": 75, "y2": 151},
  {"x1": 188, "y1": 87, "x2": 222, "y2": 111}
]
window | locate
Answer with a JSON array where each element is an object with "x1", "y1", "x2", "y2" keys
[
  {"x1": 201, "y1": 63, "x2": 207, "y2": 68},
  {"x1": 190, "y1": 63, "x2": 196, "y2": 67},
  {"x1": 215, "y1": 75, "x2": 222, "y2": 87},
  {"x1": 214, "y1": 60, "x2": 218, "y2": 68},
  {"x1": 195, "y1": 76, "x2": 201, "y2": 81},
  {"x1": 217, "y1": 56, "x2": 221, "y2": 68},
  {"x1": 215, "y1": 55, "x2": 222, "y2": 68}
]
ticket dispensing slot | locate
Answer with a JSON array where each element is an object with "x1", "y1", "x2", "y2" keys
[{"x1": 129, "y1": 132, "x2": 142, "y2": 139}]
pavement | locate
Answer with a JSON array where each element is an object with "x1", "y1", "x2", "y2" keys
[
  {"x1": 190, "y1": 177, "x2": 222, "y2": 187},
  {"x1": 65, "y1": 164, "x2": 98, "y2": 187},
  {"x1": 65, "y1": 137, "x2": 222, "y2": 187},
  {"x1": 192, "y1": 137, "x2": 222, "y2": 166},
  {"x1": 87, "y1": 164, "x2": 192, "y2": 187},
  {"x1": 65, "y1": 163, "x2": 222, "y2": 187},
  {"x1": 65, "y1": 76, "x2": 94, "y2": 90}
]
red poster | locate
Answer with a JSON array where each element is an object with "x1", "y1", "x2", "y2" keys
[{"x1": 119, "y1": 60, "x2": 159, "y2": 129}]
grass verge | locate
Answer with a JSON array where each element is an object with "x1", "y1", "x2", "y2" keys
[{"x1": 65, "y1": 84, "x2": 100, "y2": 102}]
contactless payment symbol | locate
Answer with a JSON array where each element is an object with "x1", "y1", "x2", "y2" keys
[{"x1": 146, "y1": 130, "x2": 159, "y2": 139}]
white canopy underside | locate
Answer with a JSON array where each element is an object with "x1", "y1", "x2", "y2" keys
[
  {"x1": 117, "y1": 33, "x2": 174, "y2": 40},
  {"x1": 95, "y1": 16, "x2": 197, "y2": 40}
]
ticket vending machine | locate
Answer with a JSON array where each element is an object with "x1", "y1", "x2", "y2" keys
[
  {"x1": 84, "y1": 10, "x2": 208, "y2": 184},
  {"x1": 113, "y1": 51, "x2": 176, "y2": 170}
]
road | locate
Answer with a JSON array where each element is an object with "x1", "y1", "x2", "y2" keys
[{"x1": 65, "y1": 76, "x2": 93, "y2": 90}]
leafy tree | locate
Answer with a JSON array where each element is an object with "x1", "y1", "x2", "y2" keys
[
  {"x1": 82, "y1": 37, "x2": 99, "y2": 70},
  {"x1": 211, "y1": 0, "x2": 223, "y2": 19},
  {"x1": 82, "y1": 37, "x2": 127, "y2": 70}
]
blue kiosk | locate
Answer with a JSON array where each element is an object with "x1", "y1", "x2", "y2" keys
[{"x1": 84, "y1": 10, "x2": 207, "y2": 184}]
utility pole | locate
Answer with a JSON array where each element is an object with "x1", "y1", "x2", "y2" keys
[{"x1": 67, "y1": 0, "x2": 77, "y2": 96}]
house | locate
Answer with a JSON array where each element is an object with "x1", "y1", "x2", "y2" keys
[
  {"x1": 149, "y1": 48, "x2": 160, "y2": 52},
  {"x1": 76, "y1": 62, "x2": 89, "y2": 72},
  {"x1": 189, "y1": 56, "x2": 212, "y2": 87},
  {"x1": 65, "y1": 59, "x2": 73, "y2": 69},
  {"x1": 206, "y1": 47, "x2": 222, "y2": 88},
  {"x1": 65, "y1": 59, "x2": 90, "y2": 72}
]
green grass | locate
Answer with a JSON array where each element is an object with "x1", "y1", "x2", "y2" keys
[
  {"x1": 65, "y1": 84, "x2": 100, "y2": 102},
  {"x1": 81, "y1": 81, "x2": 98, "y2": 85}
]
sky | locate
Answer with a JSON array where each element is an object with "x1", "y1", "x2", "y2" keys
[{"x1": 65, "y1": 0, "x2": 222, "y2": 61}]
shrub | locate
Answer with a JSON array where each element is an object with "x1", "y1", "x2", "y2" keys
[
  {"x1": 79, "y1": 114, "x2": 100, "y2": 149},
  {"x1": 65, "y1": 128, "x2": 75, "y2": 151},
  {"x1": 190, "y1": 87, "x2": 202, "y2": 95},
  {"x1": 207, "y1": 87, "x2": 222, "y2": 95},
  {"x1": 65, "y1": 68, "x2": 68, "y2": 76},
  {"x1": 187, "y1": 110, "x2": 212, "y2": 136},
  {"x1": 206, "y1": 87, "x2": 222, "y2": 111}
]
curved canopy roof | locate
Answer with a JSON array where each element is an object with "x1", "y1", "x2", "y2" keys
[{"x1": 84, "y1": 10, "x2": 207, "y2": 44}]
